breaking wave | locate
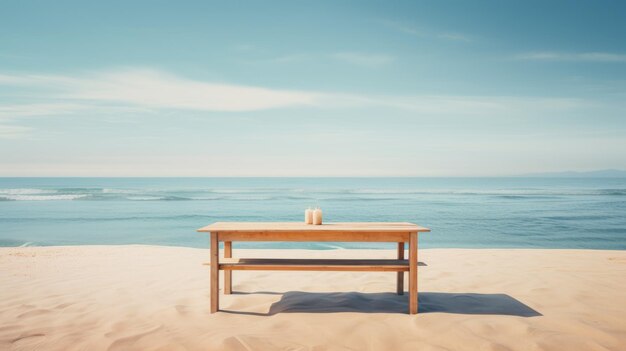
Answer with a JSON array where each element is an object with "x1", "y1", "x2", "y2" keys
[
  {"x1": 0, "y1": 194, "x2": 89, "y2": 201},
  {"x1": 0, "y1": 186, "x2": 624, "y2": 201}
]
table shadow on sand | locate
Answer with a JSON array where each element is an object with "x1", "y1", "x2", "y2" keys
[{"x1": 222, "y1": 291, "x2": 542, "y2": 317}]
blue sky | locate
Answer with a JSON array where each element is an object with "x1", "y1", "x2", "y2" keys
[{"x1": 1, "y1": 0, "x2": 625, "y2": 176}]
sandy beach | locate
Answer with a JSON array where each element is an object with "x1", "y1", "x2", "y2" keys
[{"x1": 1, "y1": 246, "x2": 625, "y2": 350}]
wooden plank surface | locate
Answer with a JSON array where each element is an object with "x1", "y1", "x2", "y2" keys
[
  {"x1": 223, "y1": 241, "x2": 232, "y2": 294},
  {"x1": 218, "y1": 258, "x2": 411, "y2": 272},
  {"x1": 210, "y1": 233, "x2": 219, "y2": 313},
  {"x1": 409, "y1": 232, "x2": 418, "y2": 315},
  {"x1": 198, "y1": 222, "x2": 430, "y2": 233},
  {"x1": 217, "y1": 231, "x2": 410, "y2": 242},
  {"x1": 397, "y1": 242, "x2": 405, "y2": 295}
]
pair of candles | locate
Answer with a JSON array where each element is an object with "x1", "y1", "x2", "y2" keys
[{"x1": 305, "y1": 208, "x2": 322, "y2": 225}]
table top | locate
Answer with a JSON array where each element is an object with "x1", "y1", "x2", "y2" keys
[{"x1": 197, "y1": 222, "x2": 430, "y2": 233}]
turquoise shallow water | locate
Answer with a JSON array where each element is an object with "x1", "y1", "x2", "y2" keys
[{"x1": 1, "y1": 177, "x2": 625, "y2": 249}]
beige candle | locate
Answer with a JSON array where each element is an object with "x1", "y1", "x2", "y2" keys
[
  {"x1": 305, "y1": 208, "x2": 313, "y2": 224},
  {"x1": 312, "y1": 208, "x2": 322, "y2": 225}
]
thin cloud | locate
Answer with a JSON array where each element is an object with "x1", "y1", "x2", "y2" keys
[
  {"x1": 0, "y1": 124, "x2": 30, "y2": 139},
  {"x1": 0, "y1": 68, "x2": 607, "y2": 139},
  {"x1": 0, "y1": 103, "x2": 86, "y2": 119},
  {"x1": 515, "y1": 52, "x2": 626, "y2": 62},
  {"x1": 0, "y1": 69, "x2": 318, "y2": 112},
  {"x1": 378, "y1": 20, "x2": 473, "y2": 43},
  {"x1": 0, "y1": 69, "x2": 320, "y2": 138},
  {"x1": 69, "y1": 70, "x2": 318, "y2": 111},
  {"x1": 0, "y1": 103, "x2": 86, "y2": 140},
  {"x1": 377, "y1": 20, "x2": 422, "y2": 36},
  {"x1": 0, "y1": 69, "x2": 595, "y2": 116},
  {"x1": 317, "y1": 94, "x2": 588, "y2": 115}
]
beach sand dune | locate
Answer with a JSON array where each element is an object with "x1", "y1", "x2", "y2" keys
[{"x1": 1, "y1": 246, "x2": 625, "y2": 350}]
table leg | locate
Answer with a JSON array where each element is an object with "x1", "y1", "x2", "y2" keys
[
  {"x1": 397, "y1": 242, "x2": 404, "y2": 295},
  {"x1": 224, "y1": 241, "x2": 232, "y2": 294},
  {"x1": 409, "y1": 232, "x2": 418, "y2": 314},
  {"x1": 210, "y1": 232, "x2": 219, "y2": 313}
]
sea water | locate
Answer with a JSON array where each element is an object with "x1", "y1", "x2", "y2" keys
[{"x1": 1, "y1": 177, "x2": 625, "y2": 250}]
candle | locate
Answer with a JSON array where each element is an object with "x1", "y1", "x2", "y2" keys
[
  {"x1": 313, "y1": 208, "x2": 322, "y2": 225},
  {"x1": 305, "y1": 208, "x2": 313, "y2": 224}
]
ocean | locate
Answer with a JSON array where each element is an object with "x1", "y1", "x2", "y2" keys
[{"x1": 1, "y1": 177, "x2": 625, "y2": 250}]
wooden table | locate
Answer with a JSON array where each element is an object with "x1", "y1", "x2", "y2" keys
[{"x1": 197, "y1": 222, "x2": 430, "y2": 314}]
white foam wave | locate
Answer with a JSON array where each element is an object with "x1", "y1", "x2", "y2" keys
[
  {"x1": 229, "y1": 196, "x2": 275, "y2": 201},
  {"x1": 319, "y1": 244, "x2": 346, "y2": 250},
  {"x1": 350, "y1": 189, "x2": 416, "y2": 194},
  {"x1": 211, "y1": 189, "x2": 263, "y2": 193},
  {"x1": 0, "y1": 194, "x2": 88, "y2": 201},
  {"x1": 349, "y1": 188, "x2": 624, "y2": 196},
  {"x1": 126, "y1": 196, "x2": 165, "y2": 201},
  {"x1": 102, "y1": 188, "x2": 139, "y2": 194},
  {"x1": 0, "y1": 188, "x2": 58, "y2": 195}
]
